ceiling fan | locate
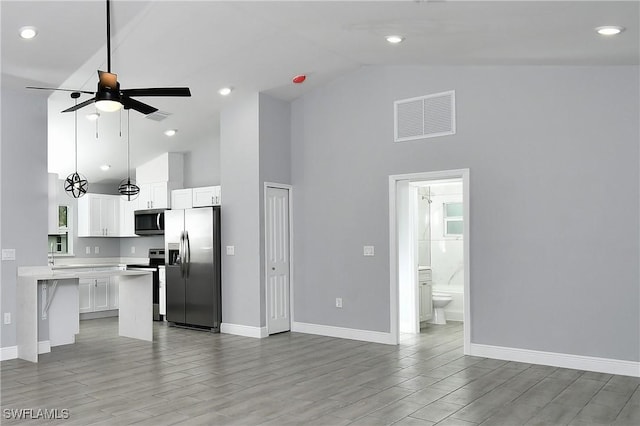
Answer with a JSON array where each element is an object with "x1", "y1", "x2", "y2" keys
[{"x1": 27, "y1": 0, "x2": 190, "y2": 115}]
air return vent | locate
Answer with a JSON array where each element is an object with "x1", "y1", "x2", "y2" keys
[
  {"x1": 394, "y1": 90, "x2": 456, "y2": 142},
  {"x1": 145, "y1": 110, "x2": 172, "y2": 122}
]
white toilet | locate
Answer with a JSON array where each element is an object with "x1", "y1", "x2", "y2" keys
[{"x1": 431, "y1": 292, "x2": 453, "y2": 325}]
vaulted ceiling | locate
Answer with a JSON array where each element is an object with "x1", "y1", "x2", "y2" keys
[{"x1": 2, "y1": 1, "x2": 638, "y2": 184}]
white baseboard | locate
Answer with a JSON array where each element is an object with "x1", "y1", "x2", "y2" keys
[
  {"x1": 469, "y1": 343, "x2": 640, "y2": 378},
  {"x1": 444, "y1": 310, "x2": 464, "y2": 322},
  {"x1": 292, "y1": 321, "x2": 395, "y2": 345},
  {"x1": 221, "y1": 323, "x2": 268, "y2": 338},
  {"x1": 38, "y1": 340, "x2": 51, "y2": 354},
  {"x1": 0, "y1": 346, "x2": 18, "y2": 361}
]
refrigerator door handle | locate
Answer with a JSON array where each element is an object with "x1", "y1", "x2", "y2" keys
[
  {"x1": 185, "y1": 231, "x2": 191, "y2": 278},
  {"x1": 179, "y1": 231, "x2": 185, "y2": 278}
]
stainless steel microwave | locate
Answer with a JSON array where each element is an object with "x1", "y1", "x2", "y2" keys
[{"x1": 134, "y1": 209, "x2": 165, "y2": 235}]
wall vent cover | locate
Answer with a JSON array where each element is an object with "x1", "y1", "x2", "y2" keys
[
  {"x1": 145, "y1": 111, "x2": 172, "y2": 122},
  {"x1": 394, "y1": 90, "x2": 456, "y2": 142}
]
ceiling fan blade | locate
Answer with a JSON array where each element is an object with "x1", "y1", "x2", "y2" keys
[
  {"x1": 121, "y1": 96, "x2": 158, "y2": 115},
  {"x1": 61, "y1": 97, "x2": 96, "y2": 113},
  {"x1": 121, "y1": 87, "x2": 191, "y2": 97},
  {"x1": 26, "y1": 86, "x2": 95, "y2": 95},
  {"x1": 98, "y1": 70, "x2": 118, "y2": 89}
]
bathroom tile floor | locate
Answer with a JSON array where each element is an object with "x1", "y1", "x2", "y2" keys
[{"x1": 1, "y1": 319, "x2": 639, "y2": 425}]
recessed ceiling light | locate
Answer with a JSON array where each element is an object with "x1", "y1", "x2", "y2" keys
[
  {"x1": 596, "y1": 26, "x2": 625, "y2": 36},
  {"x1": 385, "y1": 35, "x2": 404, "y2": 44},
  {"x1": 86, "y1": 112, "x2": 100, "y2": 121},
  {"x1": 100, "y1": 164, "x2": 111, "y2": 171},
  {"x1": 218, "y1": 87, "x2": 232, "y2": 96},
  {"x1": 19, "y1": 26, "x2": 38, "y2": 40},
  {"x1": 164, "y1": 129, "x2": 177, "y2": 137}
]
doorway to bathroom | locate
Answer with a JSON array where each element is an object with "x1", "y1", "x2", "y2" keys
[{"x1": 389, "y1": 169, "x2": 470, "y2": 353}]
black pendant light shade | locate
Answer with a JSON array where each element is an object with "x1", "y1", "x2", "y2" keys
[
  {"x1": 65, "y1": 92, "x2": 89, "y2": 198},
  {"x1": 119, "y1": 178, "x2": 139, "y2": 201},
  {"x1": 119, "y1": 109, "x2": 140, "y2": 200},
  {"x1": 65, "y1": 172, "x2": 89, "y2": 198}
]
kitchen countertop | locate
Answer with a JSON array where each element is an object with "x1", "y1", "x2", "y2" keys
[{"x1": 18, "y1": 266, "x2": 150, "y2": 280}]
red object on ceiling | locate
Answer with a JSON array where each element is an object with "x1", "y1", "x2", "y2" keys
[{"x1": 292, "y1": 74, "x2": 306, "y2": 84}]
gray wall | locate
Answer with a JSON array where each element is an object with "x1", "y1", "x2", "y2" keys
[
  {"x1": 290, "y1": 65, "x2": 639, "y2": 362},
  {"x1": 219, "y1": 93, "x2": 262, "y2": 327},
  {"x1": 1, "y1": 87, "x2": 49, "y2": 348},
  {"x1": 182, "y1": 131, "x2": 221, "y2": 188},
  {"x1": 258, "y1": 93, "x2": 291, "y2": 326}
]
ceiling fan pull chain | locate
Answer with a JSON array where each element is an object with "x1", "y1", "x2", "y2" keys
[{"x1": 106, "y1": 0, "x2": 111, "y2": 73}]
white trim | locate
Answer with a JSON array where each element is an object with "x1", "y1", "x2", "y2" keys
[
  {"x1": 221, "y1": 323, "x2": 268, "y2": 339},
  {"x1": 292, "y1": 321, "x2": 395, "y2": 345},
  {"x1": 0, "y1": 346, "x2": 18, "y2": 361},
  {"x1": 470, "y1": 343, "x2": 640, "y2": 378},
  {"x1": 38, "y1": 340, "x2": 51, "y2": 354},
  {"x1": 389, "y1": 169, "x2": 471, "y2": 354},
  {"x1": 263, "y1": 182, "x2": 294, "y2": 335}
]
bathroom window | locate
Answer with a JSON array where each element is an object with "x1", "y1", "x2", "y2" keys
[{"x1": 444, "y1": 202, "x2": 463, "y2": 236}]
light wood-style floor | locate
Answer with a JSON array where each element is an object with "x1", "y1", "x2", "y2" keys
[{"x1": 1, "y1": 319, "x2": 638, "y2": 425}]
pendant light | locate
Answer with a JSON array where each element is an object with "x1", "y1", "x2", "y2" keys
[
  {"x1": 64, "y1": 92, "x2": 89, "y2": 198},
  {"x1": 118, "y1": 109, "x2": 140, "y2": 200}
]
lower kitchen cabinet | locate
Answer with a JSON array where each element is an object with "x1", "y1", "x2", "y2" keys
[{"x1": 79, "y1": 276, "x2": 118, "y2": 313}]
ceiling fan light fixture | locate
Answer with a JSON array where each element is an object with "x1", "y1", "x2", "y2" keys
[
  {"x1": 595, "y1": 26, "x2": 625, "y2": 36},
  {"x1": 19, "y1": 26, "x2": 38, "y2": 39},
  {"x1": 95, "y1": 99, "x2": 122, "y2": 112}
]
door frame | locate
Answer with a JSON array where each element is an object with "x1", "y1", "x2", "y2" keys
[
  {"x1": 263, "y1": 182, "x2": 294, "y2": 334},
  {"x1": 388, "y1": 169, "x2": 471, "y2": 352}
]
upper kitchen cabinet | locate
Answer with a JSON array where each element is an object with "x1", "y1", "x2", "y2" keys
[
  {"x1": 78, "y1": 194, "x2": 120, "y2": 237},
  {"x1": 119, "y1": 196, "x2": 138, "y2": 237},
  {"x1": 171, "y1": 186, "x2": 221, "y2": 209},
  {"x1": 136, "y1": 153, "x2": 184, "y2": 210},
  {"x1": 193, "y1": 186, "x2": 221, "y2": 207}
]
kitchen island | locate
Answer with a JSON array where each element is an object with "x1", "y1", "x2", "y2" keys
[{"x1": 17, "y1": 267, "x2": 153, "y2": 362}]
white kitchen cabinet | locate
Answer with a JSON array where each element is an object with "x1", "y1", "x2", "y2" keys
[
  {"x1": 78, "y1": 194, "x2": 120, "y2": 237},
  {"x1": 78, "y1": 276, "x2": 110, "y2": 313},
  {"x1": 138, "y1": 182, "x2": 170, "y2": 210},
  {"x1": 78, "y1": 279, "x2": 93, "y2": 313},
  {"x1": 193, "y1": 186, "x2": 221, "y2": 207},
  {"x1": 119, "y1": 196, "x2": 138, "y2": 237},
  {"x1": 171, "y1": 188, "x2": 193, "y2": 209}
]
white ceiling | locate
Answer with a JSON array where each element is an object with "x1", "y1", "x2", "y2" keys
[{"x1": 2, "y1": 0, "x2": 638, "y2": 185}]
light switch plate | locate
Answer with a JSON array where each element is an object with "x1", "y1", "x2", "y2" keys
[
  {"x1": 226, "y1": 246, "x2": 235, "y2": 256},
  {"x1": 363, "y1": 245, "x2": 375, "y2": 256},
  {"x1": 1, "y1": 249, "x2": 16, "y2": 261},
  {"x1": 94, "y1": 246, "x2": 100, "y2": 254},
  {"x1": 85, "y1": 246, "x2": 91, "y2": 254},
  {"x1": 131, "y1": 246, "x2": 136, "y2": 254},
  {"x1": 335, "y1": 298, "x2": 343, "y2": 308}
]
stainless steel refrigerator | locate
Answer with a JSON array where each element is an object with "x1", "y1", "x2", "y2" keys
[{"x1": 164, "y1": 207, "x2": 221, "y2": 331}]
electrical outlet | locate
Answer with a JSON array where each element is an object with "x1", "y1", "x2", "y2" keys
[
  {"x1": 335, "y1": 298, "x2": 343, "y2": 308},
  {"x1": 226, "y1": 246, "x2": 235, "y2": 256},
  {"x1": 363, "y1": 245, "x2": 375, "y2": 256},
  {"x1": 4, "y1": 313, "x2": 11, "y2": 325},
  {"x1": 131, "y1": 246, "x2": 136, "y2": 254},
  {"x1": 94, "y1": 246, "x2": 100, "y2": 254},
  {"x1": 85, "y1": 246, "x2": 91, "y2": 254},
  {"x1": 1, "y1": 249, "x2": 16, "y2": 261}
]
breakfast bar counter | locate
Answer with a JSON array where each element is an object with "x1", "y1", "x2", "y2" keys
[{"x1": 17, "y1": 267, "x2": 153, "y2": 362}]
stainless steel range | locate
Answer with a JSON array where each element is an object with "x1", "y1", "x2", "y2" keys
[{"x1": 127, "y1": 249, "x2": 165, "y2": 321}]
